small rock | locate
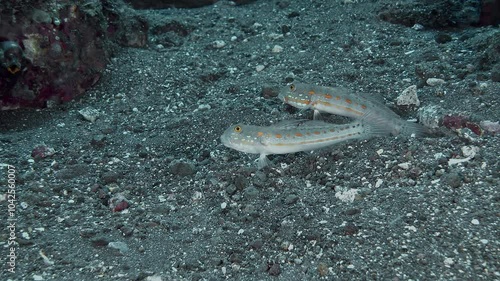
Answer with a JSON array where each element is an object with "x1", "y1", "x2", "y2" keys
[
  {"x1": 108, "y1": 241, "x2": 129, "y2": 255},
  {"x1": 397, "y1": 85, "x2": 420, "y2": 106},
  {"x1": 169, "y1": 160, "x2": 196, "y2": 176},
  {"x1": 418, "y1": 105, "x2": 441, "y2": 129},
  {"x1": 317, "y1": 262, "x2": 329, "y2": 277},
  {"x1": 212, "y1": 40, "x2": 226, "y2": 48},
  {"x1": 80, "y1": 228, "x2": 98, "y2": 238},
  {"x1": 412, "y1": 23, "x2": 424, "y2": 30},
  {"x1": 225, "y1": 184, "x2": 237, "y2": 195},
  {"x1": 256, "y1": 65, "x2": 265, "y2": 72},
  {"x1": 243, "y1": 186, "x2": 259, "y2": 199},
  {"x1": 398, "y1": 162, "x2": 411, "y2": 170},
  {"x1": 90, "y1": 134, "x2": 106, "y2": 148},
  {"x1": 344, "y1": 208, "x2": 361, "y2": 216},
  {"x1": 32, "y1": 9, "x2": 52, "y2": 24},
  {"x1": 268, "y1": 263, "x2": 280, "y2": 276},
  {"x1": 101, "y1": 171, "x2": 122, "y2": 184},
  {"x1": 91, "y1": 236, "x2": 111, "y2": 247},
  {"x1": 109, "y1": 194, "x2": 129, "y2": 212},
  {"x1": 344, "y1": 223, "x2": 359, "y2": 235},
  {"x1": 284, "y1": 194, "x2": 298, "y2": 205},
  {"x1": 234, "y1": 175, "x2": 248, "y2": 190},
  {"x1": 250, "y1": 239, "x2": 263, "y2": 250},
  {"x1": 480, "y1": 120, "x2": 500, "y2": 134},
  {"x1": 442, "y1": 172, "x2": 462, "y2": 188},
  {"x1": 435, "y1": 33, "x2": 452, "y2": 44},
  {"x1": 426, "y1": 78, "x2": 446, "y2": 86},
  {"x1": 272, "y1": 45, "x2": 283, "y2": 53},
  {"x1": 31, "y1": 144, "x2": 55, "y2": 159},
  {"x1": 78, "y1": 107, "x2": 100, "y2": 122},
  {"x1": 261, "y1": 85, "x2": 279, "y2": 99}
]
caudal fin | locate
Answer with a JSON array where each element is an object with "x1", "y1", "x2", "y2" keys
[
  {"x1": 360, "y1": 107, "x2": 428, "y2": 138},
  {"x1": 395, "y1": 119, "x2": 429, "y2": 137}
]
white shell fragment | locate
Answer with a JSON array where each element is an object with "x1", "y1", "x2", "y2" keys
[{"x1": 448, "y1": 146, "x2": 479, "y2": 165}]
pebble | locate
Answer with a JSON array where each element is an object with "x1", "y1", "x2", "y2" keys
[
  {"x1": 426, "y1": 78, "x2": 445, "y2": 86},
  {"x1": 268, "y1": 263, "x2": 281, "y2": 276},
  {"x1": 480, "y1": 120, "x2": 500, "y2": 134},
  {"x1": 398, "y1": 162, "x2": 411, "y2": 170},
  {"x1": 213, "y1": 40, "x2": 226, "y2": 48},
  {"x1": 31, "y1": 144, "x2": 56, "y2": 159},
  {"x1": 78, "y1": 107, "x2": 100, "y2": 122},
  {"x1": 417, "y1": 105, "x2": 441, "y2": 129},
  {"x1": 442, "y1": 171, "x2": 462, "y2": 188},
  {"x1": 169, "y1": 160, "x2": 196, "y2": 176},
  {"x1": 412, "y1": 23, "x2": 424, "y2": 30},
  {"x1": 397, "y1": 85, "x2": 420, "y2": 106},
  {"x1": 32, "y1": 9, "x2": 51, "y2": 24},
  {"x1": 91, "y1": 236, "x2": 111, "y2": 247},
  {"x1": 284, "y1": 194, "x2": 298, "y2": 205},
  {"x1": 244, "y1": 186, "x2": 259, "y2": 199},
  {"x1": 444, "y1": 257, "x2": 454, "y2": 266},
  {"x1": 272, "y1": 45, "x2": 283, "y2": 53},
  {"x1": 108, "y1": 241, "x2": 129, "y2": 255}
]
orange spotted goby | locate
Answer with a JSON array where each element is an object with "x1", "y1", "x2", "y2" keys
[
  {"x1": 220, "y1": 119, "x2": 392, "y2": 169},
  {"x1": 278, "y1": 83, "x2": 425, "y2": 136}
]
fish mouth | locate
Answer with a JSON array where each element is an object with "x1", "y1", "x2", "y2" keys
[
  {"x1": 220, "y1": 135, "x2": 230, "y2": 147},
  {"x1": 277, "y1": 92, "x2": 287, "y2": 103},
  {"x1": 220, "y1": 128, "x2": 236, "y2": 149}
]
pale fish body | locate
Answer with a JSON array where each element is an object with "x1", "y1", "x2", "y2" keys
[
  {"x1": 220, "y1": 120, "x2": 390, "y2": 169},
  {"x1": 278, "y1": 83, "x2": 425, "y2": 136}
]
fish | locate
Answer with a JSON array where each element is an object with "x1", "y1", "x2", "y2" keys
[
  {"x1": 278, "y1": 83, "x2": 425, "y2": 136},
  {"x1": 220, "y1": 119, "x2": 392, "y2": 169}
]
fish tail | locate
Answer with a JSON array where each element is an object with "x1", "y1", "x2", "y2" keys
[
  {"x1": 393, "y1": 119, "x2": 429, "y2": 137},
  {"x1": 359, "y1": 109, "x2": 399, "y2": 137},
  {"x1": 360, "y1": 119, "x2": 394, "y2": 138},
  {"x1": 361, "y1": 109, "x2": 428, "y2": 138}
]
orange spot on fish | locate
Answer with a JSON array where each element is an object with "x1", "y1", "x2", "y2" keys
[
  {"x1": 345, "y1": 99, "x2": 352, "y2": 104},
  {"x1": 324, "y1": 94, "x2": 332, "y2": 99},
  {"x1": 361, "y1": 104, "x2": 367, "y2": 109},
  {"x1": 275, "y1": 134, "x2": 282, "y2": 138},
  {"x1": 313, "y1": 131, "x2": 321, "y2": 135},
  {"x1": 308, "y1": 90, "x2": 315, "y2": 95},
  {"x1": 295, "y1": 132, "x2": 303, "y2": 137},
  {"x1": 257, "y1": 132, "x2": 264, "y2": 137}
]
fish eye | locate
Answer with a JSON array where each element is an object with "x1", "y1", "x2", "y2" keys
[
  {"x1": 289, "y1": 84, "x2": 296, "y2": 91},
  {"x1": 234, "y1": 126, "x2": 242, "y2": 133}
]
